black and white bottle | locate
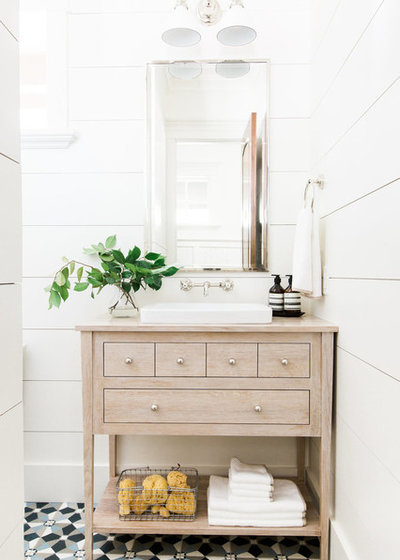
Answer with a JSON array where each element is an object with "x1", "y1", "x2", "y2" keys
[
  {"x1": 269, "y1": 275, "x2": 285, "y2": 313},
  {"x1": 284, "y1": 274, "x2": 301, "y2": 312}
]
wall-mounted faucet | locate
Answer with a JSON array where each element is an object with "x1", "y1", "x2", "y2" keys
[{"x1": 180, "y1": 279, "x2": 234, "y2": 297}]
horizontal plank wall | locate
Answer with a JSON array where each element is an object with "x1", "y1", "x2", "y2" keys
[
  {"x1": 22, "y1": 0, "x2": 313, "y2": 501},
  {"x1": 0, "y1": 1, "x2": 23, "y2": 558},
  {"x1": 309, "y1": 0, "x2": 400, "y2": 558}
]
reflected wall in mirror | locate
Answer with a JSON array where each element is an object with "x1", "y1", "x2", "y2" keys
[{"x1": 147, "y1": 60, "x2": 269, "y2": 271}]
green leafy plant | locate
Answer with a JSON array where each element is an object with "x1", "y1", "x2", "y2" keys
[{"x1": 46, "y1": 235, "x2": 179, "y2": 310}]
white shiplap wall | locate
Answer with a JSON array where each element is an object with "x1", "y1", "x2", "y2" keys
[
  {"x1": 22, "y1": 0, "x2": 312, "y2": 501},
  {"x1": 0, "y1": 1, "x2": 23, "y2": 558},
  {"x1": 309, "y1": 1, "x2": 400, "y2": 558}
]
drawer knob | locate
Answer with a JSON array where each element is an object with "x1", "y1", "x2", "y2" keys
[
  {"x1": 177, "y1": 357, "x2": 184, "y2": 365},
  {"x1": 125, "y1": 357, "x2": 133, "y2": 365},
  {"x1": 229, "y1": 358, "x2": 236, "y2": 366},
  {"x1": 281, "y1": 358, "x2": 289, "y2": 366},
  {"x1": 151, "y1": 404, "x2": 159, "y2": 412},
  {"x1": 254, "y1": 405, "x2": 262, "y2": 413}
]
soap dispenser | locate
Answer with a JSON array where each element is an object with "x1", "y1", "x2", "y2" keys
[
  {"x1": 284, "y1": 275, "x2": 301, "y2": 312},
  {"x1": 269, "y1": 275, "x2": 284, "y2": 313}
]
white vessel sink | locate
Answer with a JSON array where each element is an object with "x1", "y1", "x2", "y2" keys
[{"x1": 140, "y1": 302, "x2": 272, "y2": 324}]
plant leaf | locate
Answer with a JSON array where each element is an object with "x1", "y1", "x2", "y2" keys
[
  {"x1": 55, "y1": 271, "x2": 66, "y2": 286},
  {"x1": 83, "y1": 246, "x2": 98, "y2": 255},
  {"x1": 125, "y1": 263, "x2": 136, "y2": 273},
  {"x1": 44, "y1": 285, "x2": 52, "y2": 292},
  {"x1": 135, "y1": 266, "x2": 152, "y2": 276},
  {"x1": 77, "y1": 266, "x2": 84, "y2": 282},
  {"x1": 126, "y1": 246, "x2": 141, "y2": 263},
  {"x1": 161, "y1": 266, "x2": 179, "y2": 277},
  {"x1": 145, "y1": 252, "x2": 161, "y2": 261},
  {"x1": 154, "y1": 256, "x2": 165, "y2": 267},
  {"x1": 49, "y1": 290, "x2": 61, "y2": 309},
  {"x1": 100, "y1": 253, "x2": 114, "y2": 262},
  {"x1": 145, "y1": 274, "x2": 162, "y2": 290},
  {"x1": 62, "y1": 256, "x2": 69, "y2": 264},
  {"x1": 105, "y1": 234, "x2": 117, "y2": 249},
  {"x1": 59, "y1": 285, "x2": 69, "y2": 301},
  {"x1": 69, "y1": 261, "x2": 75, "y2": 275},
  {"x1": 74, "y1": 282, "x2": 89, "y2": 292},
  {"x1": 112, "y1": 249, "x2": 125, "y2": 264},
  {"x1": 122, "y1": 282, "x2": 131, "y2": 293}
]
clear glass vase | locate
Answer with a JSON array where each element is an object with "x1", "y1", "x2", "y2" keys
[{"x1": 109, "y1": 289, "x2": 139, "y2": 318}]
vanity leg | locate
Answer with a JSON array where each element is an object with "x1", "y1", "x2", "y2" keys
[
  {"x1": 84, "y1": 432, "x2": 94, "y2": 560},
  {"x1": 81, "y1": 331, "x2": 94, "y2": 560},
  {"x1": 109, "y1": 435, "x2": 117, "y2": 478},
  {"x1": 297, "y1": 438, "x2": 306, "y2": 483},
  {"x1": 320, "y1": 333, "x2": 334, "y2": 560}
]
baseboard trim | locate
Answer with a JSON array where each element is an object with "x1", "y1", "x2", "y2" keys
[{"x1": 330, "y1": 519, "x2": 353, "y2": 560}]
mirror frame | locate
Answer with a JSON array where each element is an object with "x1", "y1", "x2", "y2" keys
[{"x1": 145, "y1": 59, "x2": 270, "y2": 273}]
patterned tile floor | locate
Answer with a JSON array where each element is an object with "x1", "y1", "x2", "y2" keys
[{"x1": 24, "y1": 503, "x2": 320, "y2": 560}]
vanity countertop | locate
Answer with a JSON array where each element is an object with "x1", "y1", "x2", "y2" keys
[{"x1": 76, "y1": 314, "x2": 338, "y2": 333}]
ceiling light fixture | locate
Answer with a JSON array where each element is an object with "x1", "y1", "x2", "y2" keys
[
  {"x1": 161, "y1": 0, "x2": 256, "y2": 47},
  {"x1": 161, "y1": 0, "x2": 201, "y2": 47},
  {"x1": 217, "y1": 0, "x2": 257, "y2": 46}
]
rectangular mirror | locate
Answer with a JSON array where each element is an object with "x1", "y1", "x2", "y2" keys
[{"x1": 146, "y1": 60, "x2": 269, "y2": 271}]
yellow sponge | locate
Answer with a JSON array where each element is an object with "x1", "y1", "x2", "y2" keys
[
  {"x1": 118, "y1": 477, "x2": 135, "y2": 505},
  {"x1": 131, "y1": 494, "x2": 147, "y2": 515},
  {"x1": 166, "y1": 490, "x2": 195, "y2": 516},
  {"x1": 142, "y1": 474, "x2": 168, "y2": 504},
  {"x1": 119, "y1": 505, "x2": 130, "y2": 516},
  {"x1": 159, "y1": 506, "x2": 170, "y2": 518},
  {"x1": 167, "y1": 470, "x2": 187, "y2": 489}
]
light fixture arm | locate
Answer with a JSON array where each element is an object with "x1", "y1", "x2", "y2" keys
[
  {"x1": 197, "y1": 0, "x2": 222, "y2": 26},
  {"x1": 175, "y1": 0, "x2": 189, "y2": 8}
]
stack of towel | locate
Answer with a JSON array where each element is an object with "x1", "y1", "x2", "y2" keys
[
  {"x1": 229, "y1": 457, "x2": 274, "y2": 501},
  {"x1": 208, "y1": 458, "x2": 306, "y2": 527}
]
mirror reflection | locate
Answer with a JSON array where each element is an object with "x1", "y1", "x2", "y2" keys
[{"x1": 147, "y1": 60, "x2": 269, "y2": 271}]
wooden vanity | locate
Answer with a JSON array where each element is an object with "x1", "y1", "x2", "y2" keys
[{"x1": 78, "y1": 316, "x2": 337, "y2": 560}]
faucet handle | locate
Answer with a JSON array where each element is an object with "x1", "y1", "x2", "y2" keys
[
  {"x1": 220, "y1": 279, "x2": 234, "y2": 292},
  {"x1": 180, "y1": 279, "x2": 193, "y2": 291}
]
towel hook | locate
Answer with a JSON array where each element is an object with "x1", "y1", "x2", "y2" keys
[{"x1": 304, "y1": 175, "x2": 324, "y2": 208}]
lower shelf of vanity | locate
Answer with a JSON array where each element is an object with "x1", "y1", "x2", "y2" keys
[{"x1": 94, "y1": 476, "x2": 320, "y2": 537}]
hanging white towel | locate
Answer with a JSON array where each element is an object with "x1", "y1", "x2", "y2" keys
[
  {"x1": 292, "y1": 196, "x2": 322, "y2": 298},
  {"x1": 229, "y1": 457, "x2": 274, "y2": 486}
]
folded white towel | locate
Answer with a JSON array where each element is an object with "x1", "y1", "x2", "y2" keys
[
  {"x1": 229, "y1": 488, "x2": 273, "y2": 502},
  {"x1": 228, "y1": 470, "x2": 273, "y2": 500},
  {"x1": 208, "y1": 514, "x2": 305, "y2": 527},
  {"x1": 209, "y1": 476, "x2": 306, "y2": 515},
  {"x1": 292, "y1": 196, "x2": 322, "y2": 298},
  {"x1": 229, "y1": 471, "x2": 273, "y2": 494},
  {"x1": 210, "y1": 506, "x2": 305, "y2": 521},
  {"x1": 230, "y1": 457, "x2": 274, "y2": 486}
]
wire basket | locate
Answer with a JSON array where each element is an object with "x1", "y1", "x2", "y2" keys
[{"x1": 116, "y1": 467, "x2": 199, "y2": 521}]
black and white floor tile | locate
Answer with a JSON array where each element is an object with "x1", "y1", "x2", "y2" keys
[{"x1": 24, "y1": 503, "x2": 320, "y2": 560}]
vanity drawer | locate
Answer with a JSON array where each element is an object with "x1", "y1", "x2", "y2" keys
[
  {"x1": 103, "y1": 343, "x2": 154, "y2": 377},
  {"x1": 155, "y1": 343, "x2": 206, "y2": 377},
  {"x1": 258, "y1": 343, "x2": 310, "y2": 378},
  {"x1": 103, "y1": 389, "x2": 310, "y2": 425},
  {"x1": 207, "y1": 343, "x2": 257, "y2": 377}
]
